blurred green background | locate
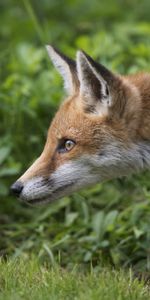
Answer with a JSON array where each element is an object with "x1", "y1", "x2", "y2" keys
[{"x1": 1, "y1": 0, "x2": 150, "y2": 272}]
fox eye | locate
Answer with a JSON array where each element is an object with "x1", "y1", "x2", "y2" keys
[{"x1": 57, "y1": 139, "x2": 75, "y2": 153}]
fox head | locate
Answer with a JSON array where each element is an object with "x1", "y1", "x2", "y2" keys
[{"x1": 11, "y1": 45, "x2": 146, "y2": 205}]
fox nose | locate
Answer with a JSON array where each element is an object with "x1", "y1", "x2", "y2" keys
[{"x1": 10, "y1": 181, "x2": 23, "y2": 197}]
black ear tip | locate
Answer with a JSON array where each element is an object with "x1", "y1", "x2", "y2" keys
[
  {"x1": 77, "y1": 49, "x2": 87, "y2": 57},
  {"x1": 76, "y1": 50, "x2": 89, "y2": 66},
  {"x1": 46, "y1": 45, "x2": 76, "y2": 69},
  {"x1": 77, "y1": 50, "x2": 95, "y2": 68},
  {"x1": 45, "y1": 44, "x2": 55, "y2": 55},
  {"x1": 45, "y1": 44, "x2": 60, "y2": 53}
]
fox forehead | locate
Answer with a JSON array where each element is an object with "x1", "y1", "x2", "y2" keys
[
  {"x1": 47, "y1": 95, "x2": 108, "y2": 151},
  {"x1": 49, "y1": 96, "x2": 84, "y2": 140},
  {"x1": 48, "y1": 94, "x2": 130, "y2": 150}
]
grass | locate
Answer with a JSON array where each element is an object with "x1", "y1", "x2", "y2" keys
[{"x1": 0, "y1": 257, "x2": 150, "y2": 300}]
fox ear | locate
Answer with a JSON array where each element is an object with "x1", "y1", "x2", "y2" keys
[
  {"x1": 76, "y1": 50, "x2": 117, "y2": 114},
  {"x1": 46, "y1": 45, "x2": 79, "y2": 94}
]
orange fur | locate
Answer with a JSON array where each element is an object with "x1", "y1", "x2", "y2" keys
[
  {"x1": 20, "y1": 72, "x2": 150, "y2": 182},
  {"x1": 11, "y1": 47, "x2": 150, "y2": 205}
]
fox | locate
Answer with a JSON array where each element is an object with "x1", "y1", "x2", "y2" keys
[{"x1": 11, "y1": 45, "x2": 150, "y2": 205}]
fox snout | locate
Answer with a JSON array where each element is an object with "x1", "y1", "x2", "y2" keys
[{"x1": 10, "y1": 156, "x2": 99, "y2": 205}]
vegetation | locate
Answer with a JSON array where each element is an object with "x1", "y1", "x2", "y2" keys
[
  {"x1": 0, "y1": 256, "x2": 150, "y2": 300},
  {"x1": 1, "y1": 0, "x2": 150, "y2": 291}
]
